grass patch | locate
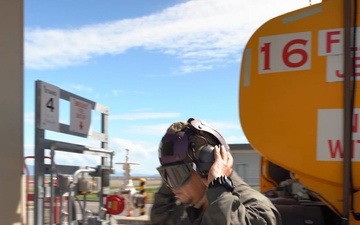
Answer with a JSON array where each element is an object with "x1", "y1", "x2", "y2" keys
[
  {"x1": 74, "y1": 185, "x2": 159, "y2": 204},
  {"x1": 109, "y1": 186, "x2": 158, "y2": 204}
]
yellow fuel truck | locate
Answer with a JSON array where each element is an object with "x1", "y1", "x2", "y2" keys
[{"x1": 239, "y1": 0, "x2": 360, "y2": 224}]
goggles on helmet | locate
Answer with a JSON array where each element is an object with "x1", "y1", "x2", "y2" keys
[{"x1": 157, "y1": 163, "x2": 195, "y2": 189}]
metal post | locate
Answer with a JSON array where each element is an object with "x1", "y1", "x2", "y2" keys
[
  {"x1": 34, "y1": 81, "x2": 45, "y2": 225},
  {"x1": 50, "y1": 146, "x2": 55, "y2": 225},
  {"x1": 68, "y1": 182, "x2": 73, "y2": 225},
  {"x1": 139, "y1": 178, "x2": 147, "y2": 215},
  {"x1": 100, "y1": 110, "x2": 109, "y2": 214},
  {"x1": 342, "y1": 0, "x2": 352, "y2": 224}
]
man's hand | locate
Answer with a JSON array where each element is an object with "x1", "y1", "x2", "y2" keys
[{"x1": 205, "y1": 145, "x2": 234, "y2": 186}]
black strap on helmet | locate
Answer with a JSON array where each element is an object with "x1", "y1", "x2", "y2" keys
[
  {"x1": 187, "y1": 118, "x2": 230, "y2": 151},
  {"x1": 186, "y1": 118, "x2": 230, "y2": 176}
]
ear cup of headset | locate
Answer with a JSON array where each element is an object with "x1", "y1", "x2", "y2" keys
[{"x1": 195, "y1": 144, "x2": 215, "y2": 175}]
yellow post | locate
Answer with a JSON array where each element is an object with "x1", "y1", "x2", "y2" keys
[{"x1": 139, "y1": 178, "x2": 147, "y2": 215}]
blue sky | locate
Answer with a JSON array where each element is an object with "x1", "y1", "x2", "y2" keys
[{"x1": 24, "y1": 0, "x2": 321, "y2": 175}]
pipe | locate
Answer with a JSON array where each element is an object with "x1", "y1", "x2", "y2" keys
[
  {"x1": 73, "y1": 167, "x2": 96, "y2": 223},
  {"x1": 73, "y1": 168, "x2": 96, "y2": 184},
  {"x1": 342, "y1": 0, "x2": 352, "y2": 224}
]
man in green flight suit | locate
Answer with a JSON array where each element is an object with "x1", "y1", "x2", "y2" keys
[{"x1": 151, "y1": 118, "x2": 281, "y2": 225}]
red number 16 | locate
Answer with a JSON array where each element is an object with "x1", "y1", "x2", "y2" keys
[{"x1": 260, "y1": 39, "x2": 309, "y2": 70}]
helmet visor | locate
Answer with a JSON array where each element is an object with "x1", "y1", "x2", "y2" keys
[{"x1": 157, "y1": 163, "x2": 194, "y2": 189}]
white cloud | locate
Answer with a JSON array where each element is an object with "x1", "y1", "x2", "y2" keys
[
  {"x1": 111, "y1": 138, "x2": 154, "y2": 159},
  {"x1": 226, "y1": 134, "x2": 249, "y2": 144},
  {"x1": 110, "y1": 138, "x2": 159, "y2": 175},
  {"x1": 54, "y1": 151, "x2": 101, "y2": 167},
  {"x1": 111, "y1": 89, "x2": 124, "y2": 96},
  {"x1": 25, "y1": 0, "x2": 321, "y2": 71},
  {"x1": 124, "y1": 123, "x2": 172, "y2": 136},
  {"x1": 208, "y1": 120, "x2": 242, "y2": 131},
  {"x1": 70, "y1": 84, "x2": 94, "y2": 93},
  {"x1": 24, "y1": 112, "x2": 34, "y2": 124},
  {"x1": 110, "y1": 112, "x2": 181, "y2": 120},
  {"x1": 24, "y1": 144, "x2": 35, "y2": 159}
]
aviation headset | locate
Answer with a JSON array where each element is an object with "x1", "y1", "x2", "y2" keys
[{"x1": 159, "y1": 118, "x2": 230, "y2": 176}]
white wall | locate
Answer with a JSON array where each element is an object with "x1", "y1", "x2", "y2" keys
[{"x1": 230, "y1": 144, "x2": 260, "y2": 186}]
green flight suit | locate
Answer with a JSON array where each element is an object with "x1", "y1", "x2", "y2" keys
[{"x1": 150, "y1": 172, "x2": 281, "y2": 225}]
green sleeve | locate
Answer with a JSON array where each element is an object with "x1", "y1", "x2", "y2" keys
[
  {"x1": 202, "y1": 179, "x2": 281, "y2": 225},
  {"x1": 150, "y1": 183, "x2": 191, "y2": 225}
]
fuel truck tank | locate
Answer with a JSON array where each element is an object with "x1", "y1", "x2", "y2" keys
[{"x1": 239, "y1": 0, "x2": 360, "y2": 224}]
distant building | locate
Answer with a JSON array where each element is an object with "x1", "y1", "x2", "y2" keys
[{"x1": 229, "y1": 144, "x2": 260, "y2": 186}]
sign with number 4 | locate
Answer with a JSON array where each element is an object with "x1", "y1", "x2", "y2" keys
[{"x1": 39, "y1": 81, "x2": 60, "y2": 131}]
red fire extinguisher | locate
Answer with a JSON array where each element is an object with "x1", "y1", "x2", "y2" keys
[{"x1": 105, "y1": 195, "x2": 125, "y2": 215}]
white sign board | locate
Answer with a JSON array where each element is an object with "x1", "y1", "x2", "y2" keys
[
  {"x1": 258, "y1": 32, "x2": 311, "y2": 74},
  {"x1": 318, "y1": 28, "x2": 360, "y2": 82},
  {"x1": 317, "y1": 109, "x2": 360, "y2": 161},
  {"x1": 39, "y1": 82, "x2": 60, "y2": 131},
  {"x1": 70, "y1": 97, "x2": 91, "y2": 134}
]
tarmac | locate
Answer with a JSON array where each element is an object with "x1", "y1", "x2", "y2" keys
[
  {"x1": 114, "y1": 215, "x2": 151, "y2": 225},
  {"x1": 112, "y1": 203, "x2": 152, "y2": 225}
]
